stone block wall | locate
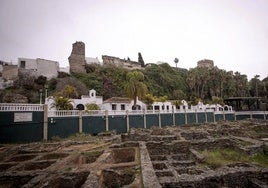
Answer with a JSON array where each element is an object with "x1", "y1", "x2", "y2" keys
[{"x1": 102, "y1": 55, "x2": 142, "y2": 70}]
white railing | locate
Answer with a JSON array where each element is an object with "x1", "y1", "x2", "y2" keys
[
  {"x1": 235, "y1": 111, "x2": 267, "y2": 115},
  {"x1": 0, "y1": 103, "x2": 235, "y2": 116},
  {"x1": 48, "y1": 110, "x2": 80, "y2": 117},
  {"x1": 82, "y1": 110, "x2": 106, "y2": 116},
  {"x1": 0, "y1": 103, "x2": 44, "y2": 111}
]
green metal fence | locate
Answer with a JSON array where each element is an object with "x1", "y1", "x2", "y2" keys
[
  {"x1": 187, "y1": 113, "x2": 196, "y2": 124},
  {"x1": 48, "y1": 117, "x2": 79, "y2": 139},
  {"x1": 161, "y1": 114, "x2": 173, "y2": 127},
  {"x1": 146, "y1": 114, "x2": 159, "y2": 128},
  {"x1": 174, "y1": 113, "x2": 185, "y2": 126},
  {"x1": 108, "y1": 115, "x2": 127, "y2": 134},
  {"x1": 197, "y1": 113, "x2": 206, "y2": 124},
  {"x1": 129, "y1": 115, "x2": 144, "y2": 129},
  {"x1": 83, "y1": 116, "x2": 106, "y2": 135},
  {"x1": 1, "y1": 105, "x2": 267, "y2": 143},
  {"x1": 0, "y1": 111, "x2": 43, "y2": 143}
]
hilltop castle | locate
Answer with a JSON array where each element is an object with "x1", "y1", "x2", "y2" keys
[{"x1": 68, "y1": 41, "x2": 143, "y2": 73}]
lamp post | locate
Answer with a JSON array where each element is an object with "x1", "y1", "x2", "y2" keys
[
  {"x1": 44, "y1": 84, "x2": 48, "y2": 100},
  {"x1": 39, "y1": 89, "x2": 43, "y2": 105}
]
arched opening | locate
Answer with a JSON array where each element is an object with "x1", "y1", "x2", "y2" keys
[
  {"x1": 76, "y1": 104, "x2": 85, "y2": 110},
  {"x1": 132, "y1": 105, "x2": 141, "y2": 110}
]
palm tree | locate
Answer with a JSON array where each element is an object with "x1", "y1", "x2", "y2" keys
[
  {"x1": 174, "y1": 58, "x2": 179, "y2": 68},
  {"x1": 51, "y1": 96, "x2": 73, "y2": 110},
  {"x1": 124, "y1": 71, "x2": 147, "y2": 110},
  {"x1": 254, "y1": 75, "x2": 260, "y2": 96}
]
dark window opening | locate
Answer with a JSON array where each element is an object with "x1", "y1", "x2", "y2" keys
[
  {"x1": 20, "y1": 61, "x2": 26, "y2": 68},
  {"x1": 112, "y1": 104, "x2": 117, "y2": 110}
]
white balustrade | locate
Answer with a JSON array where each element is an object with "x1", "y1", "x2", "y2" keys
[{"x1": 0, "y1": 103, "x2": 44, "y2": 111}]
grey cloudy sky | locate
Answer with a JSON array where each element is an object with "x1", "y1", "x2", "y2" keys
[{"x1": 0, "y1": 0, "x2": 267, "y2": 79}]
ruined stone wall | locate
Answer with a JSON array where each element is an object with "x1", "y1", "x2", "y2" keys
[
  {"x1": 68, "y1": 41, "x2": 86, "y2": 73},
  {"x1": 197, "y1": 59, "x2": 214, "y2": 68},
  {"x1": 102, "y1": 55, "x2": 142, "y2": 70},
  {"x1": 2, "y1": 65, "x2": 18, "y2": 80}
]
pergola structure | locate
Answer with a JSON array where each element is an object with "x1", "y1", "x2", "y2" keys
[{"x1": 224, "y1": 97, "x2": 262, "y2": 111}]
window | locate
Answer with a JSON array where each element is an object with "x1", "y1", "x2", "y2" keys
[
  {"x1": 167, "y1": 106, "x2": 169, "y2": 110},
  {"x1": 121, "y1": 104, "x2": 125, "y2": 110},
  {"x1": 154, "y1": 106, "x2": 160, "y2": 110},
  {"x1": 112, "y1": 104, "x2": 117, "y2": 110},
  {"x1": 20, "y1": 61, "x2": 26, "y2": 68},
  {"x1": 162, "y1": 105, "x2": 165, "y2": 110}
]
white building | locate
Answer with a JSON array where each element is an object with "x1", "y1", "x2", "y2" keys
[
  {"x1": 46, "y1": 89, "x2": 103, "y2": 110},
  {"x1": 102, "y1": 97, "x2": 146, "y2": 111},
  {"x1": 18, "y1": 58, "x2": 59, "y2": 79},
  {"x1": 72, "y1": 89, "x2": 103, "y2": 110},
  {"x1": 151, "y1": 101, "x2": 174, "y2": 112}
]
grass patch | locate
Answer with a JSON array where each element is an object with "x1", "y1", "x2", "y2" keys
[
  {"x1": 81, "y1": 150, "x2": 103, "y2": 157},
  {"x1": 235, "y1": 139, "x2": 252, "y2": 146},
  {"x1": 250, "y1": 153, "x2": 268, "y2": 167},
  {"x1": 63, "y1": 167, "x2": 72, "y2": 172},
  {"x1": 201, "y1": 148, "x2": 268, "y2": 169},
  {"x1": 201, "y1": 148, "x2": 249, "y2": 169}
]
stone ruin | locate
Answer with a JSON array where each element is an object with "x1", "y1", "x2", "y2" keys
[
  {"x1": 0, "y1": 120, "x2": 267, "y2": 187},
  {"x1": 68, "y1": 41, "x2": 86, "y2": 73}
]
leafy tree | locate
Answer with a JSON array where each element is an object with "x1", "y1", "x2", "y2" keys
[
  {"x1": 143, "y1": 93, "x2": 154, "y2": 109},
  {"x1": 85, "y1": 64, "x2": 97, "y2": 73},
  {"x1": 62, "y1": 85, "x2": 78, "y2": 98},
  {"x1": 58, "y1": 71, "x2": 70, "y2": 78},
  {"x1": 48, "y1": 78, "x2": 57, "y2": 91},
  {"x1": 34, "y1": 75, "x2": 47, "y2": 86},
  {"x1": 124, "y1": 71, "x2": 147, "y2": 109},
  {"x1": 144, "y1": 63, "x2": 186, "y2": 99},
  {"x1": 233, "y1": 72, "x2": 248, "y2": 97},
  {"x1": 211, "y1": 96, "x2": 224, "y2": 106},
  {"x1": 56, "y1": 76, "x2": 88, "y2": 97},
  {"x1": 157, "y1": 95, "x2": 168, "y2": 102},
  {"x1": 85, "y1": 103, "x2": 100, "y2": 110},
  {"x1": 138, "y1": 52, "x2": 145, "y2": 67},
  {"x1": 172, "y1": 100, "x2": 182, "y2": 109},
  {"x1": 173, "y1": 89, "x2": 186, "y2": 100}
]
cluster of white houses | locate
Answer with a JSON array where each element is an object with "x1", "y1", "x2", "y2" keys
[{"x1": 45, "y1": 89, "x2": 232, "y2": 113}]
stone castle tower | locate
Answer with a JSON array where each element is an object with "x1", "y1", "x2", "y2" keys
[{"x1": 68, "y1": 41, "x2": 86, "y2": 73}]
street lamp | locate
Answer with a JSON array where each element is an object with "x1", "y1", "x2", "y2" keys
[
  {"x1": 44, "y1": 84, "x2": 48, "y2": 99},
  {"x1": 39, "y1": 89, "x2": 43, "y2": 104}
]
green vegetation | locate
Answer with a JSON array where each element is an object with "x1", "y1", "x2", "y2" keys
[
  {"x1": 124, "y1": 71, "x2": 147, "y2": 109},
  {"x1": 250, "y1": 152, "x2": 268, "y2": 167},
  {"x1": 51, "y1": 96, "x2": 73, "y2": 110},
  {"x1": 81, "y1": 150, "x2": 103, "y2": 157},
  {"x1": 1, "y1": 62, "x2": 267, "y2": 105},
  {"x1": 86, "y1": 103, "x2": 100, "y2": 110},
  {"x1": 201, "y1": 148, "x2": 268, "y2": 169}
]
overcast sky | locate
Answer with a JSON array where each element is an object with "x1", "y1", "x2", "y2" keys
[{"x1": 0, "y1": 0, "x2": 267, "y2": 79}]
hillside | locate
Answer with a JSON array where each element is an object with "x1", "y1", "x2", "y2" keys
[{"x1": 0, "y1": 63, "x2": 267, "y2": 104}]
